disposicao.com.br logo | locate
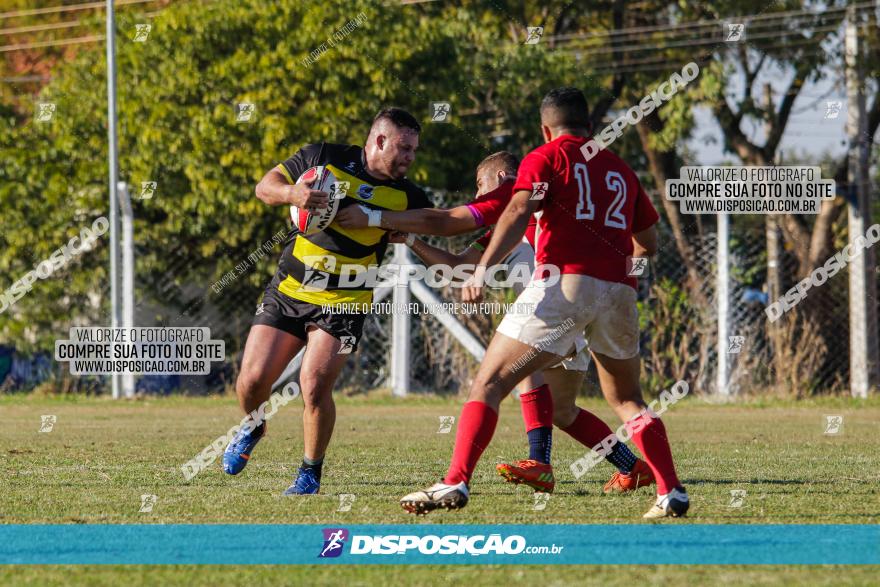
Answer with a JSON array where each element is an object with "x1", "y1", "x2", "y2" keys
[
  {"x1": 319, "y1": 528, "x2": 563, "y2": 558},
  {"x1": 319, "y1": 528, "x2": 349, "y2": 558}
]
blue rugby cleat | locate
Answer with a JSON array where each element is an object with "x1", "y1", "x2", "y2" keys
[
  {"x1": 283, "y1": 467, "x2": 321, "y2": 495},
  {"x1": 222, "y1": 424, "x2": 265, "y2": 475}
]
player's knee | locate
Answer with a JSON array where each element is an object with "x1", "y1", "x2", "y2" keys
[
  {"x1": 553, "y1": 403, "x2": 578, "y2": 429},
  {"x1": 604, "y1": 386, "x2": 644, "y2": 407},
  {"x1": 235, "y1": 369, "x2": 270, "y2": 398},
  {"x1": 301, "y1": 389, "x2": 333, "y2": 411},
  {"x1": 299, "y1": 371, "x2": 326, "y2": 393},
  {"x1": 468, "y1": 375, "x2": 507, "y2": 404},
  {"x1": 608, "y1": 399, "x2": 646, "y2": 424},
  {"x1": 299, "y1": 374, "x2": 334, "y2": 408}
]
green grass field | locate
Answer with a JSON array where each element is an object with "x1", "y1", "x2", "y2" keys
[{"x1": 2, "y1": 392, "x2": 879, "y2": 584}]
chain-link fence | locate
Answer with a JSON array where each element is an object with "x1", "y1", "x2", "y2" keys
[
  {"x1": 0, "y1": 191, "x2": 867, "y2": 397},
  {"x1": 644, "y1": 216, "x2": 852, "y2": 398},
  {"x1": 179, "y1": 198, "x2": 856, "y2": 397},
  {"x1": 128, "y1": 189, "x2": 488, "y2": 396}
]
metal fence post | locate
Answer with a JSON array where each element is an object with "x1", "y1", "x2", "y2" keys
[
  {"x1": 716, "y1": 214, "x2": 730, "y2": 395},
  {"x1": 389, "y1": 244, "x2": 411, "y2": 396},
  {"x1": 118, "y1": 182, "x2": 135, "y2": 398}
]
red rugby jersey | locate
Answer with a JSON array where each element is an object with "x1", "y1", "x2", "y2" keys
[
  {"x1": 512, "y1": 134, "x2": 659, "y2": 289},
  {"x1": 465, "y1": 181, "x2": 537, "y2": 250}
]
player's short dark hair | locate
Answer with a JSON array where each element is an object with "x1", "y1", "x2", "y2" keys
[
  {"x1": 372, "y1": 107, "x2": 422, "y2": 133},
  {"x1": 476, "y1": 151, "x2": 519, "y2": 176},
  {"x1": 540, "y1": 87, "x2": 591, "y2": 130}
]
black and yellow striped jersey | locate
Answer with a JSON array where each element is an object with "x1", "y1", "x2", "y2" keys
[{"x1": 269, "y1": 142, "x2": 433, "y2": 307}]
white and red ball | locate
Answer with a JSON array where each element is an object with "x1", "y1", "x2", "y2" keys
[{"x1": 290, "y1": 166, "x2": 345, "y2": 235}]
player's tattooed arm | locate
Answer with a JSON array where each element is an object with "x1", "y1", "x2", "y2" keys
[
  {"x1": 255, "y1": 168, "x2": 328, "y2": 210},
  {"x1": 336, "y1": 205, "x2": 478, "y2": 236}
]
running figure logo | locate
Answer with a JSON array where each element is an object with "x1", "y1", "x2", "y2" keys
[
  {"x1": 330, "y1": 181, "x2": 350, "y2": 200},
  {"x1": 302, "y1": 270, "x2": 330, "y2": 291},
  {"x1": 725, "y1": 23, "x2": 745, "y2": 42},
  {"x1": 318, "y1": 528, "x2": 349, "y2": 558},
  {"x1": 824, "y1": 101, "x2": 842, "y2": 120},
  {"x1": 236, "y1": 103, "x2": 255, "y2": 122},
  {"x1": 727, "y1": 336, "x2": 745, "y2": 354},
  {"x1": 524, "y1": 26, "x2": 544, "y2": 44},
  {"x1": 301, "y1": 255, "x2": 336, "y2": 292},
  {"x1": 337, "y1": 494, "x2": 356, "y2": 512},
  {"x1": 39, "y1": 415, "x2": 57, "y2": 433},
  {"x1": 728, "y1": 489, "x2": 747, "y2": 508},
  {"x1": 824, "y1": 415, "x2": 843, "y2": 435},
  {"x1": 533, "y1": 492, "x2": 550, "y2": 511},
  {"x1": 133, "y1": 24, "x2": 152, "y2": 42},
  {"x1": 430, "y1": 102, "x2": 450, "y2": 122},
  {"x1": 337, "y1": 336, "x2": 356, "y2": 355},
  {"x1": 437, "y1": 416, "x2": 455, "y2": 433},
  {"x1": 140, "y1": 181, "x2": 157, "y2": 199},
  {"x1": 530, "y1": 182, "x2": 548, "y2": 200},
  {"x1": 36, "y1": 103, "x2": 56, "y2": 122},
  {"x1": 139, "y1": 494, "x2": 158, "y2": 513},
  {"x1": 627, "y1": 256, "x2": 648, "y2": 276}
]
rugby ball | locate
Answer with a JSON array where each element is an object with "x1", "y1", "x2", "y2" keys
[{"x1": 290, "y1": 166, "x2": 345, "y2": 235}]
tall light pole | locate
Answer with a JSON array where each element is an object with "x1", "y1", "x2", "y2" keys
[{"x1": 106, "y1": 0, "x2": 121, "y2": 398}]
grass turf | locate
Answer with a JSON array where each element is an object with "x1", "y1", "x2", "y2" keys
[{"x1": 1, "y1": 393, "x2": 878, "y2": 584}]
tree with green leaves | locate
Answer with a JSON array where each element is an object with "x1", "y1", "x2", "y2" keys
[{"x1": 0, "y1": 0, "x2": 584, "y2": 355}]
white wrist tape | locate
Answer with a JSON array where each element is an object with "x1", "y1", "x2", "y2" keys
[{"x1": 361, "y1": 205, "x2": 382, "y2": 227}]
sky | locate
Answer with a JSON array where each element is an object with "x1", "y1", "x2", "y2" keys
[{"x1": 685, "y1": 39, "x2": 861, "y2": 166}]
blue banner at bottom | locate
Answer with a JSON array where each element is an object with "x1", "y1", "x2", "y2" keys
[{"x1": 0, "y1": 524, "x2": 877, "y2": 565}]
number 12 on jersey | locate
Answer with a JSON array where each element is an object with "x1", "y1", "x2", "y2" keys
[{"x1": 573, "y1": 162, "x2": 628, "y2": 229}]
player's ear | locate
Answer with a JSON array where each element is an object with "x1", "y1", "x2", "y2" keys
[
  {"x1": 375, "y1": 134, "x2": 385, "y2": 150},
  {"x1": 541, "y1": 124, "x2": 552, "y2": 143}
]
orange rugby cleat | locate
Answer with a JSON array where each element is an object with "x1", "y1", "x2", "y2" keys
[
  {"x1": 603, "y1": 458, "x2": 656, "y2": 493},
  {"x1": 496, "y1": 459, "x2": 556, "y2": 493}
]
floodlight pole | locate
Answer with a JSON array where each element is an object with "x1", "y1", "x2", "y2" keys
[{"x1": 106, "y1": 1, "x2": 121, "y2": 398}]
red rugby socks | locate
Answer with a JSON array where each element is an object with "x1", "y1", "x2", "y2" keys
[
  {"x1": 562, "y1": 408, "x2": 639, "y2": 474},
  {"x1": 561, "y1": 408, "x2": 615, "y2": 448},
  {"x1": 519, "y1": 384, "x2": 554, "y2": 464},
  {"x1": 444, "y1": 401, "x2": 499, "y2": 485},
  {"x1": 626, "y1": 413, "x2": 681, "y2": 494}
]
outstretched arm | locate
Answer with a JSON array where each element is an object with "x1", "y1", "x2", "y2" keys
[
  {"x1": 406, "y1": 236, "x2": 483, "y2": 268},
  {"x1": 336, "y1": 204, "x2": 479, "y2": 236}
]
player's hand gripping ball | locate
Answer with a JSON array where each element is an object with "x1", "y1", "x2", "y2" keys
[{"x1": 290, "y1": 166, "x2": 346, "y2": 235}]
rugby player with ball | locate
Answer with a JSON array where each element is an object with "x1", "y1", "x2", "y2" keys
[{"x1": 222, "y1": 108, "x2": 432, "y2": 495}]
